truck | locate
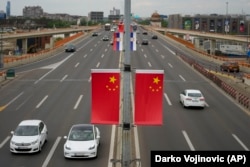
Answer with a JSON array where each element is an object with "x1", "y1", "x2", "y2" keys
[{"x1": 104, "y1": 23, "x2": 111, "y2": 31}]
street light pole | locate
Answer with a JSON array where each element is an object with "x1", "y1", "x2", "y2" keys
[{"x1": 0, "y1": 27, "x2": 3, "y2": 68}]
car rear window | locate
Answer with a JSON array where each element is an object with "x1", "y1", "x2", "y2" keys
[{"x1": 188, "y1": 93, "x2": 202, "y2": 97}]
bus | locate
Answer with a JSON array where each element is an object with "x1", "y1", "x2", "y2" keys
[{"x1": 104, "y1": 23, "x2": 111, "y2": 31}]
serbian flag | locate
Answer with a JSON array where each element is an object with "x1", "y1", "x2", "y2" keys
[
  {"x1": 118, "y1": 23, "x2": 124, "y2": 32},
  {"x1": 134, "y1": 70, "x2": 164, "y2": 125},
  {"x1": 91, "y1": 69, "x2": 120, "y2": 124},
  {"x1": 130, "y1": 32, "x2": 136, "y2": 51},
  {"x1": 113, "y1": 32, "x2": 123, "y2": 51}
]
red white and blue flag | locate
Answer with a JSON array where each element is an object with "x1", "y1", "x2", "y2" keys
[
  {"x1": 113, "y1": 32, "x2": 123, "y2": 51},
  {"x1": 130, "y1": 32, "x2": 136, "y2": 51}
]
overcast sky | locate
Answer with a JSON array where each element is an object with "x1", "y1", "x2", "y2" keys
[{"x1": 1, "y1": 0, "x2": 250, "y2": 17}]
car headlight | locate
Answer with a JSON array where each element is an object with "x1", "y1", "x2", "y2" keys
[
  {"x1": 88, "y1": 145, "x2": 96, "y2": 150},
  {"x1": 65, "y1": 145, "x2": 71, "y2": 150},
  {"x1": 32, "y1": 139, "x2": 38, "y2": 145},
  {"x1": 10, "y1": 141, "x2": 16, "y2": 145}
]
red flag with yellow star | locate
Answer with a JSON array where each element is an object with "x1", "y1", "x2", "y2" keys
[
  {"x1": 91, "y1": 69, "x2": 120, "y2": 124},
  {"x1": 134, "y1": 70, "x2": 164, "y2": 125}
]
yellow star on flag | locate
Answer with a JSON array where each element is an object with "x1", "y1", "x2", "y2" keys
[
  {"x1": 109, "y1": 76, "x2": 117, "y2": 84},
  {"x1": 153, "y1": 76, "x2": 160, "y2": 84}
]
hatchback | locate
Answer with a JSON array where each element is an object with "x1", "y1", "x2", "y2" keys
[{"x1": 10, "y1": 120, "x2": 48, "y2": 153}]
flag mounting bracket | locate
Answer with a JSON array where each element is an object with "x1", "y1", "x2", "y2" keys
[{"x1": 124, "y1": 64, "x2": 131, "y2": 72}]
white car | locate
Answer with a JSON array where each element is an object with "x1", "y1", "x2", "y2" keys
[
  {"x1": 180, "y1": 89, "x2": 205, "y2": 108},
  {"x1": 64, "y1": 124, "x2": 100, "y2": 158},
  {"x1": 10, "y1": 120, "x2": 48, "y2": 153}
]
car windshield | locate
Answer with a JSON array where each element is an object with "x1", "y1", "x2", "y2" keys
[
  {"x1": 14, "y1": 125, "x2": 39, "y2": 136},
  {"x1": 69, "y1": 127, "x2": 94, "y2": 141},
  {"x1": 188, "y1": 93, "x2": 202, "y2": 97}
]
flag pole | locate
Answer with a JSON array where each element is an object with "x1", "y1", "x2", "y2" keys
[{"x1": 122, "y1": 0, "x2": 132, "y2": 166}]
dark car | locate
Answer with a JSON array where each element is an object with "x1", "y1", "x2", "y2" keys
[
  {"x1": 220, "y1": 62, "x2": 240, "y2": 72},
  {"x1": 152, "y1": 35, "x2": 158, "y2": 39},
  {"x1": 65, "y1": 44, "x2": 76, "y2": 52},
  {"x1": 142, "y1": 31, "x2": 148, "y2": 35},
  {"x1": 142, "y1": 39, "x2": 149, "y2": 45},
  {"x1": 92, "y1": 32, "x2": 98, "y2": 36}
]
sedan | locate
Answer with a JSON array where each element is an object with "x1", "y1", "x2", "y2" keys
[
  {"x1": 64, "y1": 124, "x2": 100, "y2": 158},
  {"x1": 10, "y1": 120, "x2": 48, "y2": 153},
  {"x1": 180, "y1": 89, "x2": 205, "y2": 108},
  {"x1": 65, "y1": 44, "x2": 76, "y2": 52}
]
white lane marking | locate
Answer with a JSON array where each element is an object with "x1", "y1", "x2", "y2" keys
[
  {"x1": 179, "y1": 75, "x2": 186, "y2": 82},
  {"x1": 148, "y1": 62, "x2": 152, "y2": 67},
  {"x1": 60, "y1": 75, "x2": 68, "y2": 82},
  {"x1": 42, "y1": 137, "x2": 61, "y2": 167},
  {"x1": 164, "y1": 93, "x2": 172, "y2": 106},
  {"x1": 36, "y1": 53, "x2": 74, "y2": 84},
  {"x1": 161, "y1": 55, "x2": 165, "y2": 59},
  {"x1": 90, "y1": 48, "x2": 93, "y2": 52},
  {"x1": 141, "y1": 48, "x2": 144, "y2": 52},
  {"x1": 88, "y1": 76, "x2": 91, "y2": 82},
  {"x1": 75, "y1": 62, "x2": 79, "y2": 68},
  {"x1": 161, "y1": 44, "x2": 176, "y2": 55},
  {"x1": 144, "y1": 54, "x2": 147, "y2": 58},
  {"x1": 182, "y1": 130, "x2": 195, "y2": 151},
  {"x1": 96, "y1": 62, "x2": 100, "y2": 68},
  {"x1": 205, "y1": 102, "x2": 209, "y2": 107},
  {"x1": 83, "y1": 54, "x2": 87, "y2": 58},
  {"x1": 108, "y1": 125, "x2": 116, "y2": 167},
  {"x1": 6, "y1": 92, "x2": 24, "y2": 107},
  {"x1": 155, "y1": 49, "x2": 159, "y2": 52},
  {"x1": 105, "y1": 49, "x2": 108, "y2": 52},
  {"x1": 232, "y1": 134, "x2": 249, "y2": 151},
  {"x1": 36, "y1": 95, "x2": 48, "y2": 108},
  {"x1": 0, "y1": 136, "x2": 11, "y2": 149},
  {"x1": 74, "y1": 95, "x2": 83, "y2": 110},
  {"x1": 101, "y1": 54, "x2": 105, "y2": 58},
  {"x1": 168, "y1": 63, "x2": 173, "y2": 68}
]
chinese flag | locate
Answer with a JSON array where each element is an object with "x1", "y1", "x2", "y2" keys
[
  {"x1": 134, "y1": 70, "x2": 164, "y2": 125},
  {"x1": 91, "y1": 69, "x2": 120, "y2": 124}
]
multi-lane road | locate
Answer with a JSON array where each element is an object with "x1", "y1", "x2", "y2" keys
[{"x1": 0, "y1": 27, "x2": 249, "y2": 167}]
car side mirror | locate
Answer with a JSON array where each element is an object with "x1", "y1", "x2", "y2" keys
[{"x1": 64, "y1": 136, "x2": 68, "y2": 139}]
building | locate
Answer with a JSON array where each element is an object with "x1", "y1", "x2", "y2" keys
[
  {"x1": 108, "y1": 7, "x2": 121, "y2": 22},
  {"x1": 0, "y1": 10, "x2": 6, "y2": 19},
  {"x1": 88, "y1": 11, "x2": 104, "y2": 22},
  {"x1": 110, "y1": 7, "x2": 120, "y2": 15},
  {"x1": 150, "y1": 11, "x2": 161, "y2": 27},
  {"x1": 6, "y1": 1, "x2": 10, "y2": 18},
  {"x1": 23, "y1": 6, "x2": 44, "y2": 19},
  {"x1": 168, "y1": 14, "x2": 250, "y2": 35}
]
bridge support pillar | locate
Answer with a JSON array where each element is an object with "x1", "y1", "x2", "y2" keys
[
  {"x1": 210, "y1": 39, "x2": 216, "y2": 55},
  {"x1": 22, "y1": 38, "x2": 28, "y2": 54}
]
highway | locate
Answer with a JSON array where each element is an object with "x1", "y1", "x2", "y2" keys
[{"x1": 0, "y1": 27, "x2": 249, "y2": 167}]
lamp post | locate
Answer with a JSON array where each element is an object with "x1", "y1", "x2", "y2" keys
[{"x1": 0, "y1": 27, "x2": 3, "y2": 69}]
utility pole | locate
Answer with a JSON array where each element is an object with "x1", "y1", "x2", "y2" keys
[
  {"x1": 122, "y1": 0, "x2": 132, "y2": 166},
  {"x1": 0, "y1": 27, "x2": 3, "y2": 68}
]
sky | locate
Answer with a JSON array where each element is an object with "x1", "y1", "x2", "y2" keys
[{"x1": 0, "y1": 0, "x2": 250, "y2": 17}]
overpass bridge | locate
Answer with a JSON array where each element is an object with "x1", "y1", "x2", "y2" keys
[
  {"x1": 1, "y1": 26, "x2": 98, "y2": 55},
  {"x1": 146, "y1": 26, "x2": 250, "y2": 56}
]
